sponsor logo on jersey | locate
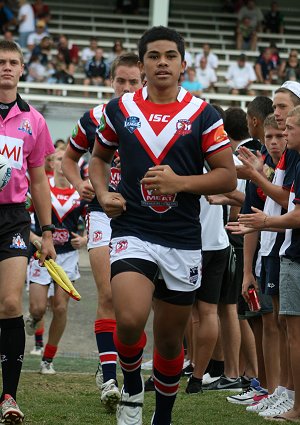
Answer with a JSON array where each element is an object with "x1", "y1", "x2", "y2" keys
[
  {"x1": 115, "y1": 239, "x2": 128, "y2": 253},
  {"x1": 214, "y1": 126, "x2": 227, "y2": 144},
  {"x1": 53, "y1": 228, "x2": 69, "y2": 245},
  {"x1": 175, "y1": 119, "x2": 192, "y2": 136},
  {"x1": 98, "y1": 115, "x2": 106, "y2": 132},
  {"x1": 110, "y1": 166, "x2": 121, "y2": 190},
  {"x1": 124, "y1": 116, "x2": 141, "y2": 134},
  {"x1": 72, "y1": 124, "x2": 78, "y2": 138},
  {"x1": 18, "y1": 119, "x2": 32, "y2": 135},
  {"x1": 93, "y1": 231, "x2": 103, "y2": 243},
  {"x1": 0, "y1": 136, "x2": 24, "y2": 170},
  {"x1": 149, "y1": 114, "x2": 171, "y2": 122},
  {"x1": 10, "y1": 233, "x2": 27, "y2": 250},
  {"x1": 140, "y1": 184, "x2": 178, "y2": 213},
  {"x1": 189, "y1": 266, "x2": 199, "y2": 285}
]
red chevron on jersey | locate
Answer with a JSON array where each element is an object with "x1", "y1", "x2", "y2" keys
[
  {"x1": 49, "y1": 178, "x2": 80, "y2": 223},
  {"x1": 118, "y1": 87, "x2": 207, "y2": 165}
]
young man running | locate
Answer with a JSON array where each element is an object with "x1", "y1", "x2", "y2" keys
[
  {"x1": 89, "y1": 26, "x2": 236, "y2": 425},
  {"x1": 62, "y1": 52, "x2": 143, "y2": 411}
]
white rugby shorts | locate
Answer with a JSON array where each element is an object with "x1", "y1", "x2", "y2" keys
[
  {"x1": 86, "y1": 210, "x2": 111, "y2": 250},
  {"x1": 29, "y1": 250, "x2": 80, "y2": 285},
  {"x1": 110, "y1": 236, "x2": 202, "y2": 292}
]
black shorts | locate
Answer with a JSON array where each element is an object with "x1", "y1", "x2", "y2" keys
[
  {"x1": 260, "y1": 256, "x2": 280, "y2": 296},
  {"x1": 111, "y1": 258, "x2": 196, "y2": 306},
  {"x1": 196, "y1": 247, "x2": 230, "y2": 304},
  {"x1": 0, "y1": 203, "x2": 31, "y2": 262},
  {"x1": 220, "y1": 245, "x2": 243, "y2": 304}
]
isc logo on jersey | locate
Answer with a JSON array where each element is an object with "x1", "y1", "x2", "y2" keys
[{"x1": 149, "y1": 114, "x2": 170, "y2": 122}]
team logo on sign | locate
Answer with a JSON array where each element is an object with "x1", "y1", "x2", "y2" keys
[
  {"x1": 18, "y1": 119, "x2": 32, "y2": 135},
  {"x1": 124, "y1": 116, "x2": 141, "y2": 134},
  {"x1": 175, "y1": 119, "x2": 192, "y2": 136},
  {"x1": 140, "y1": 184, "x2": 178, "y2": 213}
]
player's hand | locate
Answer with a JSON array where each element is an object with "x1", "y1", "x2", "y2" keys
[
  {"x1": 141, "y1": 165, "x2": 180, "y2": 195},
  {"x1": 225, "y1": 221, "x2": 255, "y2": 235},
  {"x1": 70, "y1": 232, "x2": 87, "y2": 249},
  {"x1": 39, "y1": 234, "x2": 56, "y2": 264},
  {"x1": 76, "y1": 180, "x2": 95, "y2": 201},
  {"x1": 242, "y1": 272, "x2": 258, "y2": 302},
  {"x1": 238, "y1": 207, "x2": 267, "y2": 229},
  {"x1": 98, "y1": 192, "x2": 126, "y2": 218}
]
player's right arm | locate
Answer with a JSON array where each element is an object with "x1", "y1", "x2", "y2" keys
[{"x1": 62, "y1": 144, "x2": 95, "y2": 202}]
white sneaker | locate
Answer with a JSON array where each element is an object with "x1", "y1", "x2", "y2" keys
[
  {"x1": 0, "y1": 394, "x2": 24, "y2": 423},
  {"x1": 30, "y1": 346, "x2": 43, "y2": 356},
  {"x1": 101, "y1": 379, "x2": 121, "y2": 412},
  {"x1": 246, "y1": 387, "x2": 281, "y2": 412},
  {"x1": 117, "y1": 383, "x2": 144, "y2": 425},
  {"x1": 202, "y1": 373, "x2": 220, "y2": 385},
  {"x1": 40, "y1": 360, "x2": 56, "y2": 375},
  {"x1": 227, "y1": 378, "x2": 268, "y2": 405},
  {"x1": 259, "y1": 392, "x2": 294, "y2": 417},
  {"x1": 95, "y1": 363, "x2": 103, "y2": 389},
  {"x1": 24, "y1": 314, "x2": 40, "y2": 336}
]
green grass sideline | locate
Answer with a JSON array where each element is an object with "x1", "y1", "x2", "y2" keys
[{"x1": 16, "y1": 355, "x2": 268, "y2": 425}]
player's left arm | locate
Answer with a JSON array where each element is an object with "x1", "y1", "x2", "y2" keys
[
  {"x1": 29, "y1": 165, "x2": 56, "y2": 262},
  {"x1": 142, "y1": 148, "x2": 236, "y2": 196}
]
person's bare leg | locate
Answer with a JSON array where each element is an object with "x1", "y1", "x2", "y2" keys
[
  {"x1": 239, "y1": 319, "x2": 258, "y2": 379},
  {"x1": 273, "y1": 296, "x2": 289, "y2": 389},
  {"x1": 261, "y1": 311, "x2": 280, "y2": 393},
  {"x1": 192, "y1": 300, "x2": 218, "y2": 379},
  {"x1": 47, "y1": 286, "x2": 70, "y2": 347},
  {"x1": 218, "y1": 303, "x2": 241, "y2": 378}
]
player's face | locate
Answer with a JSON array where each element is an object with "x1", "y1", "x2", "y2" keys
[
  {"x1": 140, "y1": 40, "x2": 186, "y2": 90},
  {"x1": 264, "y1": 126, "x2": 286, "y2": 163},
  {"x1": 283, "y1": 116, "x2": 300, "y2": 153},
  {"x1": 45, "y1": 154, "x2": 55, "y2": 172},
  {"x1": 272, "y1": 92, "x2": 295, "y2": 130},
  {"x1": 53, "y1": 150, "x2": 64, "y2": 175},
  {"x1": 0, "y1": 50, "x2": 23, "y2": 90},
  {"x1": 111, "y1": 65, "x2": 142, "y2": 97}
]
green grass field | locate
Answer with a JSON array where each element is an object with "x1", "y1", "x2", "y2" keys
[{"x1": 17, "y1": 355, "x2": 268, "y2": 425}]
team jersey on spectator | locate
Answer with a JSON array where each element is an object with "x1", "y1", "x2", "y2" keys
[
  {"x1": 260, "y1": 149, "x2": 299, "y2": 257},
  {"x1": 280, "y1": 160, "x2": 300, "y2": 263},
  {"x1": 33, "y1": 177, "x2": 86, "y2": 254},
  {"x1": 96, "y1": 86, "x2": 230, "y2": 249},
  {"x1": 70, "y1": 103, "x2": 121, "y2": 211},
  {"x1": 0, "y1": 95, "x2": 54, "y2": 204}
]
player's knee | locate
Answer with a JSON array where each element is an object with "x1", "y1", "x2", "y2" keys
[
  {"x1": 0, "y1": 295, "x2": 22, "y2": 317},
  {"x1": 52, "y1": 303, "x2": 67, "y2": 318},
  {"x1": 30, "y1": 305, "x2": 46, "y2": 320}
]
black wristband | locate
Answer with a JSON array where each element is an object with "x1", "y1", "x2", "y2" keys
[{"x1": 41, "y1": 224, "x2": 55, "y2": 233}]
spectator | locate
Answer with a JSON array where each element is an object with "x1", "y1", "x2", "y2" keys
[
  {"x1": 226, "y1": 53, "x2": 256, "y2": 95},
  {"x1": 51, "y1": 51, "x2": 75, "y2": 85},
  {"x1": 0, "y1": 0, "x2": 16, "y2": 34},
  {"x1": 236, "y1": 0, "x2": 264, "y2": 51},
  {"x1": 264, "y1": 1, "x2": 284, "y2": 34},
  {"x1": 269, "y1": 41, "x2": 281, "y2": 69},
  {"x1": 195, "y1": 56, "x2": 217, "y2": 92},
  {"x1": 27, "y1": 19, "x2": 48, "y2": 51},
  {"x1": 32, "y1": 0, "x2": 51, "y2": 25},
  {"x1": 17, "y1": 0, "x2": 35, "y2": 48},
  {"x1": 195, "y1": 43, "x2": 219, "y2": 70},
  {"x1": 81, "y1": 36, "x2": 98, "y2": 65},
  {"x1": 106, "y1": 39, "x2": 126, "y2": 68},
  {"x1": 184, "y1": 46, "x2": 193, "y2": 68},
  {"x1": 30, "y1": 35, "x2": 53, "y2": 67},
  {"x1": 57, "y1": 34, "x2": 79, "y2": 67},
  {"x1": 83, "y1": 47, "x2": 109, "y2": 94},
  {"x1": 115, "y1": 0, "x2": 139, "y2": 14},
  {"x1": 255, "y1": 47, "x2": 276, "y2": 84},
  {"x1": 236, "y1": 16, "x2": 257, "y2": 51},
  {"x1": 181, "y1": 66, "x2": 202, "y2": 97},
  {"x1": 278, "y1": 49, "x2": 300, "y2": 83},
  {"x1": 26, "y1": 54, "x2": 47, "y2": 82},
  {"x1": 3, "y1": 29, "x2": 20, "y2": 46}
]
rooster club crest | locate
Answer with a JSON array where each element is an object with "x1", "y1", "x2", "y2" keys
[
  {"x1": 140, "y1": 184, "x2": 178, "y2": 213},
  {"x1": 18, "y1": 119, "x2": 32, "y2": 135},
  {"x1": 124, "y1": 116, "x2": 141, "y2": 134},
  {"x1": 115, "y1": 239, "x2": 128, "y2": 253},
  {"x1": 175, "y1": 119, "x2": 192, "y2": 136}
]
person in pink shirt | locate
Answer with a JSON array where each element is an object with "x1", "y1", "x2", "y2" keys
[{"x1": 0, "y1": 40, "x2": 55, "y2": 423}]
